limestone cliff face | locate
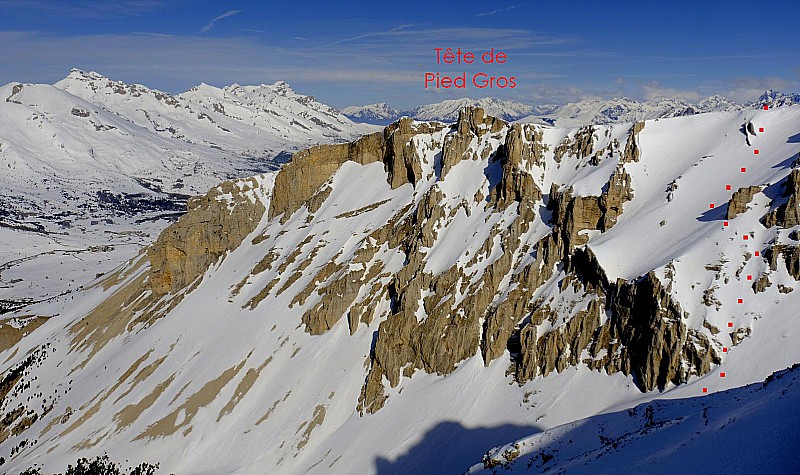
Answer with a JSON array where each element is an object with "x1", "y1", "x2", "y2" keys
[
  {"x1": 763, "y1": 169, "x2": 800, "y2": 228},
  {"x1": 149, "y1": 178, "x2": 266, "y2": 296},
  {"x1": 759, "y1": 169, "x2": 800, "y2": 284},
  {"x1": 268, "y1": 119, "x2": 445, "y2": 221},
  {"x1": 727, "y1": 185, "x2": 762, "y2": 220},
  {"x1": 49, "y1": 108, "x2": 728, "y2": 424},
  {"x1": 441, "y1": 108, "x2": 507, "y2": 177},
  {"x1": 354, "y1": 110, "x2": 647, "y2": 413},
  {"x1": 67, "y1": 176, "x2": 270, "y2": 366}
]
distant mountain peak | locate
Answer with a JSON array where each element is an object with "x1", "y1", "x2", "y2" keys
[{"x1": 341, "y1": 97, "x2": 534, "y2": 125}]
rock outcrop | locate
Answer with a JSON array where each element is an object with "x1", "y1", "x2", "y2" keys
[
  {"x1": 622, "y1": 121, "x2": 645, "y2": 163},
  {"x1": 727, "y1": 186, "x2": 762, "y2": 220},
  {"x1": 268, "y1": 119, "x2": 445, "y2": 221},
  {"x1": 357, "y1": 134, "x2": 638, "y2": 413},
  {"x1": 149, "y1": 178, "x2": 266, "y2": 296},
  {"x1": 68, "y1": 176, "x2": 270, "y2": 365},
  {"x1": 441, "y1": 107, "x2": 506, "y2": 177},
  {"x1": 763, "y1": 169, "x2": 800, "y2": 228}
]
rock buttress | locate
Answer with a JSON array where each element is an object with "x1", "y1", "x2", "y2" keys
[
  {"x1": 763, "y1": 169, "x2": 800, "y2": 228},
  {"x1": 268, "y1": 119, "x2": 445, "y2": 221},
  {"x1": 149, "y1": 177, "x2": 266, "y2": 296},
  {"x1": 727, "y1": 185, "x2": 762, "y2": 220}
]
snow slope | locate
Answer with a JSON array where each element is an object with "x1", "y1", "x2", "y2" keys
[
  {"x1": 470, "y1": 364, "x2": 800, "y2": 474},
  {"x1": 0, "y1": 107, "x2": 798, "y2": 474}
]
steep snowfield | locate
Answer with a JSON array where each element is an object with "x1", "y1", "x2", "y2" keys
[
  {"x1": 470, "y1": 364, "x2": 800, "y2": 474},
  {"x1": 0, "y1": 107, "x2": 798, "y2": 474}
]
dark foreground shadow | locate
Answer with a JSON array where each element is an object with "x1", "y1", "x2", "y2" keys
[{"x1": 374, "y1": 421, "x2": 541, "y2": 475}]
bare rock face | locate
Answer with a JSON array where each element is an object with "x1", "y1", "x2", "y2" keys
[
  {"x1": 441, "y1": 107, "x2": 507, "y2": 177},
  {"x1": 621, "y1": 121, "x2": 645, "y2": 163},
  {"x1": 268, "y1": 137, "x2": 376, "y2": 221},
  {"x1": 763, "y1": 244, "x2": 800, "y2": 281},
  {"x1": 547, "y1": 166, "x2": 633, "y2": 248},
  {"x1": 514, "y1": 263, "x2": 719, "y2": 391},
  {"x1": 493, "y1": 123, "x2": 543, "y2": 209},
  {"x1": 727, "y1": 186, "x2": 762, "y2": 219},
  {"x1": 65, "y1": 176, "x2": 270, "y2": 368},
  {"x1": 268, "y1": 119, "x2": 445, "y2": 221},
  {"x1": 149, "y1": 178, "x2": 266, "y2": 296},
  {"x1": 763, "y1": 169, "x2": 800, "y2": 228},
  {"x1": 554, "y1": 125, "x2": 595, "y2": 162}
]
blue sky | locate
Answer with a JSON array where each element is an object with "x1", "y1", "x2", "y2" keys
[{"x1": 1, "y1": 0, "x2": 798, "y2": 109}]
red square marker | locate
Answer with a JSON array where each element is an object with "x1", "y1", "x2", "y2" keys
[
  {"x1": 759, "y1": 127, "x2": 764, "y2": 132},
  {"x1": 747, "y1": 275, "x2": 752, "y2": 280},
  {"x1": 763, "y1": 105, "x2": 769, "y2": 110},
  {"x1": 709, "y1": 203, "x2": 715, "y2": 209},
  {"x1": 726, "y1": 184, "x2": 732, "y2": 191},
  {"x1": 728, "y1": 322, "x2": 734, "y2": 328},
  {"x1": 755, "y1": 250, "x2": 760, "y2": 257},
  {"x1": 737, "y1": 298, "x2": 743, "y2": 304},
  {"x1": 743, "y1": 235, "x2": 749, "y2": 240},
  {"x1": 754, "y1": 149, "x2": 760, "y2": 155},
  {"x1": 723, "y1": 347, "x2": 728, "y2": 352},
  {"x1": 720, "y1": 372, "x2": 726, "y2": 378},
  {"x1": 741, "y1": 167, "x2": 747, "y2": 173},
  {"x1": 702, "y1": 387, "x2": 708, "y2": 393},
  {"x1": 724, "y1": 221, "x2": 729, "y2": 227}
]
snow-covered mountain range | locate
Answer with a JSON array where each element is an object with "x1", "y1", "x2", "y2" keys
[
  {"x1": 342, "y1": 91, "x2": 799, "y2": 127},
  {"x1": 0, "y1": 70, "x2": 374, "y2": 314},
  {"x1": 1, "y1": 105, "x2": 798, "y2": 473},
  {"x1": 341, "y1": 97, "x2": 536, "y2": 124}
]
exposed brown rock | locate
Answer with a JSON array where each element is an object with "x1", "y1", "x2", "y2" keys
[
  {"x1": 149, "y1": 177, "x2": 265, "y2": 296},
  {"x1": 441, "y1": 107, "x2": 507, "y2": 178},
  {"x1": 727, "y1": 186, "x2": 762, "y2": 219},
  {"x1": 268, "y1": 119, "x2": 446, "y2": 221},
  {"x1": 763, "y1": 244, "x2": 800, "y2": 281},
  {"x1": 493, "y1": 123, "x2": 543, "y2": 209},
  {"x1": 763, "y1": 169, "x2": 800, "y2": 228},
  {"x1": 0, "y1": 317, "x2": 48, "y2": 353},
  {"x1": 554, "y1": 126, "x2": 595, "y2": 162},
  {"x1": 621, "y1": 121, "x2": 645, "y2": 163}
]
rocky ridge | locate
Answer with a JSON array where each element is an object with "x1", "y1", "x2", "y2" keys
[{"x1": 0, "y1": 106, "x2": 798, "y2": 473}]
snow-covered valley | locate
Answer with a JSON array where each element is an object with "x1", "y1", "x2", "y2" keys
[{"x1": 0, "y1": 70, "x2": 374, "y2": 315}]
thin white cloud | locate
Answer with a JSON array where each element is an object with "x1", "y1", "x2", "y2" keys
[
  {"x1": 293, "y1": 36, "x2": 307, "y2": 41},
  {"x1": 724, "y1": 76, "x2": 799, "y2": 103},
  {"x1": 0, "y1": 0, "x2": 170, "y2": 18},
  {"x1": 642, "y1": 81, "x2": 699, "y2": 102},
  {"x1": 319, "y1": 23, "x2": 420, "y2": 48},
  {"x1": 199, "y1": 10, "x2": 242, "y2": 34},
  {"x1": 476, "y1": 4, "x2": 526, "y2": 17}
]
